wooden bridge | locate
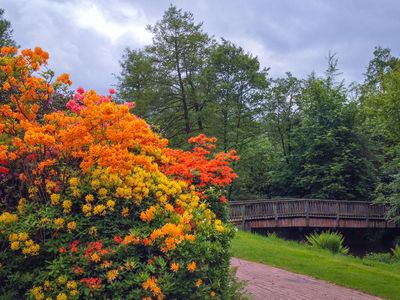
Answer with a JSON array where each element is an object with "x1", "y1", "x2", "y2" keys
[{"x1": 229, "y1": 198, "x2": 397, "y2": 230}]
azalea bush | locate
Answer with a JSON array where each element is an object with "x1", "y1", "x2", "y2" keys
[{"x1": 0, "y1": 46, "x2": 239, "y2": 299}]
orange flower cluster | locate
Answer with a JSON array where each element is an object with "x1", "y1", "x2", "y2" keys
[
  {"x1": 163, "y1": 134, "x2": 239, "y2": 188},
  {"x1": 142, "y1": 277, "x2": 163, "y2": 300},
  {"x1": 0, "y1": 46, "x2": 59, "y2": 127},
  {"x1": 149, "y1": 222, "x2": 188, "y2": 252}
]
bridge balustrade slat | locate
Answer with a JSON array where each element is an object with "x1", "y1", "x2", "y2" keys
[
  {"x1": 228, "y1": 199, "x2": 390, "y2": 227},
  {"x1": 308, "y1": 200, "x2": 335, "y2": 217}
]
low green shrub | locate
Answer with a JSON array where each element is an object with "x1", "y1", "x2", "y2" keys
[
  {"x1": 306, "y1": 231, "x2": 349, "y2": 254},
  {"x1": 391, "y1": 244, "x2": 400, "y2": 259},
  {"x1": 364, "y1": 252, "x2": 394, "y2": 264}
]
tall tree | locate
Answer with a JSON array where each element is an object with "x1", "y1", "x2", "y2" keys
[
  {"x1": 204, "y1": 40, "x2": 269, "y2": 197},
  {"x1": 205, "y1": 40, "x2": 268, "y2": 151},
  {"x1": 264, "y1": 73, "x2": 302, "y2": 164},
  {"x1": 118, "y1": 5, "x2": 212, "y2": 145}
]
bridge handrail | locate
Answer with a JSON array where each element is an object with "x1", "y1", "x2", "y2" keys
[
  {"x1": 228, "y1": 198, "x2": 387, "y2": 222},
  {"x1": 229, "y1": 198, "x2": 382, "y2": 205}
]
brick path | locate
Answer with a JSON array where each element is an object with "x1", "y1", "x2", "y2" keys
[{"x1": 231, "y1": 257, "x2": 382, "y2": 300}]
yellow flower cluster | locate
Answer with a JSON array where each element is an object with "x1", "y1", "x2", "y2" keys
[
  {"x1": 67, "y1": 221, "x2": 77, "y2": 232},
  {"x1": 54, "y1": 218, "x2": 65, "y2": 229},
  {"x1": 17, "y1": 197, "x2": 26, "y2": 214},
  {"x1": 215, "y1": 220, "x2": 225, "y2": 232},
  {"x1": 9, "y1": 232, "x2": 40, "y2": 255},
  {"x1": 31, "y1": 286, "x2": 44, "y2": 300},
  {"x1": 89, "y1": 226, "x2": 97, "y2": 236},
  {"x1": 106, "y1": 269, "x2": 119, "y2": 282},
  {"x1": 93, "y1": 204, "x2": 106, "y2": 216},
  {"x1": 62, "y1": 200, "x2": 73, "y2": 213},
  {"x1": 69, "y1": 177, "x2": 80, "y2": 186},
  {"x1": 150, "y1": 223, "x2": 187, "y2": 252},
  {"x1": 68, "y1": 166, "x2": 198, "y2": 224},
  {"x1": 50, "y1": 193, "x2": 61, "y2": 205},
  {"x1": 31, "y1": 278, "x2": 79, "y2": 300},
  {"x1": 0, "y1": 212, "x2": 18, "y2": 224}
]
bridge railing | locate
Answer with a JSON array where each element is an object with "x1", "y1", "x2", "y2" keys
[{"x1": 228, "y1": 198, "x2": 387, "y2": 222}]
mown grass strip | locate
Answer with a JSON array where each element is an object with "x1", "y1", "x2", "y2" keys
[{"x1": 232, "y1": 230, "x2": 400, "y2": 299}]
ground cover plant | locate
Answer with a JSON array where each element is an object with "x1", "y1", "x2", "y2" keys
[
  {"x1": 0, "y1": 46, "x2": 239, "y2": 299},
  {"x1": 306, "y1": 231, "x2": 349, "y2": 254},
  {"x1": 232, "y1": 230, "x2": 400, "y2": 300}
]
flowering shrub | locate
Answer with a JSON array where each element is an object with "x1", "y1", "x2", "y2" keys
[{"x1": 0, "y1": 47, "x2": 238, "y2": 299}]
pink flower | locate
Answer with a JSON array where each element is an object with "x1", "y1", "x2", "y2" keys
[
  {"x1": 124, "y1": 102, "x2": 135, "y2": 109},
  {"x1": 99, "y1": 96, "x2": 111, "y2": 103},
  {"x1": 66, "y1": 99, "x2": 83, "y2": 114},
  {"x1": 108, "y1": 88, "x2": 116, "y2": 95},
  {"x1": 77, "y1": 87, "x2": 85, "y2": 94}
]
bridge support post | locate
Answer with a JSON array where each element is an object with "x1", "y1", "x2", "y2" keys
[
  {"x1": 273, "y1": 202, "x2": 278, "y2": 227},
  {"x1": 241, "y1": 205, "x2": 250, "y2": 231},
  {"x1": 305, "y1": 200, "x2": 309, "y2": 227},
  {"x1": 336, "y1": 202, "x2": 340, "y2": 227}
]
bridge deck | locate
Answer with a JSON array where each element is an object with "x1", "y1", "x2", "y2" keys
[{"x1": 229, "y1": 198, "x2": 396, "y2": 230}]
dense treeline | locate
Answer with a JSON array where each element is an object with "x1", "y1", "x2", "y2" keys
[{"x1": 2, "y1": 6, "x2": 400, "y2": 221}]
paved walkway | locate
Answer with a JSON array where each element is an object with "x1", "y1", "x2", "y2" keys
[{"x1": 231, "y1": 257, "x2": 382, "y2": 300}]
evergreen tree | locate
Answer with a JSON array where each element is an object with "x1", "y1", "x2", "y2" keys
[
  {"x1": 287, "y1": 58, "x2": 377, "y2": 200},
  {"x1": 0, "y1": 8, "x2": 16, "y2": 48}
]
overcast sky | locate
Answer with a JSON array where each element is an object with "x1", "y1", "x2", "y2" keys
[{"x1": 1, "y1": 0, "x2": 400, "y2": 94}]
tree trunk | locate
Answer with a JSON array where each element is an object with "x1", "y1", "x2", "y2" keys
[{"x1": 174, "y1": 39, "x2": 191, "y2": 135}]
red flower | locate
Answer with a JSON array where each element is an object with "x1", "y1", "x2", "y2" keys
[
  {"x1": 70, "y1": 240, "x2": 79, "y2": 253},
  {"x1": 73, "y1": 266, "x2": 84, "y2": 274},
  {"x1": 26, "y1": 154, "x2": 38, "y2": 161},
  {"x1": 174, "y1": 206, "x2": 184, "y2": 215},
  {"x1": 219, "y1": 195, "x2": 228, "y2": 204},
  {"x1": 108, "y1": 88, "x2": 116, "y2": 95},
  {"x1": 114, "y1": 235, "x2": 122, "y2": 244},
  {"x1": 59, "y1": 247, "x2": 67, "y2": 253},
  {"x1": 81, "y1": 277, "x2": 102, "y2": 289},
  {"x1": 0, "y1": 166, "x2": 9, "y2": 174}
]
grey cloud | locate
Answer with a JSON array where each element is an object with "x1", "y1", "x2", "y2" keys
[{"x1": 1, "y1": 0, "x2": 400, "y2": 93}]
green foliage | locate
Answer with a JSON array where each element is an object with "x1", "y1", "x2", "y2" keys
[
  {"x1": 391, "y1": 244, "x2": 400, "y2": 258},
  {"x1": 360, "y1": 48, "x2": 400, "y2": 222},
  {"x1": 364, "y1": 252, "x2": 397, "y2": 264},
  {"x1": 265, "y1": 58, "x2": 378, "y2": 200},
  {"x1": 306, "y1": 231, "x2": 349, "y2": 254}
]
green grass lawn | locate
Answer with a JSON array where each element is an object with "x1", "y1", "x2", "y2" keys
[{"x1": 232, "y1": 230, "x2": 400, "y2": 300}]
